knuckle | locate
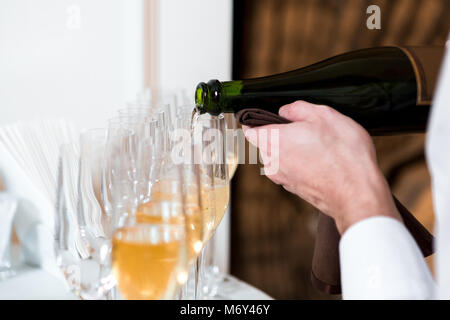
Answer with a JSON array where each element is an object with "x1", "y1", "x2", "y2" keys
[
  {"x1": 291, "y1": 100, "x2": 306, "y2": 109},
  {"x1": 315, "y1": 104, "x2": 335, "y2": 117},
  {"x1": 289, "y1": 101, "x2": 308, "y2": 113}
]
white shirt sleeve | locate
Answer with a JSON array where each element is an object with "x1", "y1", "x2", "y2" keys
[
  {"x1": 339, "y1": 217, "x2": 435, "y2": 299},
  {"x1": 426, "y1": 39, "x2": 450, "y2": 299}
]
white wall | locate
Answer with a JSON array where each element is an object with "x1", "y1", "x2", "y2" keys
[
  {"x1": 0, "y1": 0, "x2": 232, "y2": 126},
  {"x1": 158, "y1": 0, "x2": 233, "y2": 273},
  {"x1": 0, "y1": 0, "x2": 145, "y2": 130},
  {"x1": 159, "y1": 0, "x2": 233, "y2": 95}
]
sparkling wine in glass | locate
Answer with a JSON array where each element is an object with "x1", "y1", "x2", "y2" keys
[
  {"x1": 112, "y1": 165, "x2": 195, "y2": 300},
  {"x1": 112, "y1": 223, "x2": 188, "y2": 300}
]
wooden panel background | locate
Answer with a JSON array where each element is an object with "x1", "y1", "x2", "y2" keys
[{"x1": 230, "y1": 0, "x2": 450, "y2": 299}]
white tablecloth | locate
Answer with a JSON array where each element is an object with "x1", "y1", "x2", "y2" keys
[
  {"x1": 0, "y1": 197, "x2": 272, "y2": 300},
  {"x1": 0, "y1": 265, "x2": 272, "y2": 300}
]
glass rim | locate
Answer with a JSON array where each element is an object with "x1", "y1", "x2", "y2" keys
[
  {"x1": 79, "y1": 127, "x2": 108, "y2": 135},
  {"x1": 108, "y1": 115, "x2": 156, "y2": 125},
  {"x1": 118, "y1": 107, "x2": 153, "y2": 114}
]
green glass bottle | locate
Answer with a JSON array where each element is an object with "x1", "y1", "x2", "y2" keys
[{"x1": 195, "y1": 46, "x2": 440, "y2": 135}]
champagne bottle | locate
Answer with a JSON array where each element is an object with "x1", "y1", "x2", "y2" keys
[{"x1": 195, "y1": 46, "x2": 444, "y2": 135}]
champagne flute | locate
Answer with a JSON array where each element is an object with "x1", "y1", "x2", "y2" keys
[
  {"x1": 167, "y1": 108, "x2": 206, "y2": 299},
  {"x1": 112, "y1": 164, "x2": 195, "y2": 300},
  {"x1": 77, "y1": 128, "x2": 137, "y2": 299},
  {"x1": 203, "y1": 114, "x2": 241, "y2": 298},
  {"x1": 102, "y1": 125, "x2": 139, "y2": 230},
  {"x1": 137, "y1": 119, "x2": 205, "y2": 300},
  {"x1": 55, "y1": 130, "x2": 130, "y2": 300},
  {"x1": 77, "y1": 129, "x2": 119, "y2": 299},
  {"x1": 193, "y1": 113, "x2": 230, "y2": 235},
  {"x1": 135, "y1": 163, "x2": 204, "y2": 264},
  {"x1": 55, "y1": 142, "x2": 85, "y2": 298},
  {"x1": 138, "y1": 86, "x2": 189, "y2": 128},
  {"x1": 108, "y1": 115, "x2": 165, "y2": 204},
  {"x1": 191, "y1": 112, "x2": 230, "y2": 299},
  {"x1": 173, "y1": 108, "x2": 229, "y2": 249}
]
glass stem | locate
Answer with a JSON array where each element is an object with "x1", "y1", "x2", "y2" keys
[{"x1": 194, "y1": 253, "x2": 201, "y2": 300}]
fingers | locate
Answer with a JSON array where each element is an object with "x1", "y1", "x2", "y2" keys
[
  {"x1": 279, "y1": 100, "x2": 323, "y2": 122},
  {"x1": 243, "y1": 123, "x2": 281, "y2": 153}
]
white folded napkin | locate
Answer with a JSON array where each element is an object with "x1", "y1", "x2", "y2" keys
[
  {"x1": 0, "y1": 146, "x2": 59, "y2": 276},
  {"x1": 0, "y1": 193, "x2": 17, "y2": 274},
  {"x1": 0, "y1": 119, "x2": 78, "y2": 278}
]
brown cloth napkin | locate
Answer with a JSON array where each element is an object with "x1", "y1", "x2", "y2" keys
[
  {"x1": 236, "y1": 108, "x2": 435, "y2": 295},
  {"x1": 236, "y1": 108, "x2": 292, "y2": 126}
]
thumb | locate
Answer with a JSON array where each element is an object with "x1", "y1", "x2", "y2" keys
[{"x1": 279, "y1": 100, "x2": 320, "y2": 122}]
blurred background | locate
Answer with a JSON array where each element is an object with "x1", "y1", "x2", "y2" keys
[
  {"x1": 0, "y1": 0, "x2": 232, "y2": 128},
  {"x1": 230, "y1": 0, "x2": 450, "y2": 299},
  {"x1": 1, "y1": 0, "x2": 450, "y2": 300}
]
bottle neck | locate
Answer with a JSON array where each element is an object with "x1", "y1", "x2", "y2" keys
[{"x1": 195, "y1": 79, "x2": 242, "y2": 115}]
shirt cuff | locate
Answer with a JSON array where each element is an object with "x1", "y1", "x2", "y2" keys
[{"x1": 339, "y1": 216, "x2": 435, "y2": 299}]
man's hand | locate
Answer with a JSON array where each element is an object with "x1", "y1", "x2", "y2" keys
[{"x1": 243, "y1": 101, "x2": 402, "y2": 234}]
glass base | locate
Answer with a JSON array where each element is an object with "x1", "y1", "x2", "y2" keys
[
  {"x1": 202, "y1": 271, "x2": 240, "y2": 300},
  {"x1": 0, "y1": 267, "x2": 16, "y2": 281}
]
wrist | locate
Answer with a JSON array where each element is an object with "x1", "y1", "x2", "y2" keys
[
  {"x1": 336, "y1": 208, "x2": 402, "y2": 235},
  {"x1": 335, "y1": 169, "x2": 402, "y2": 234}
]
